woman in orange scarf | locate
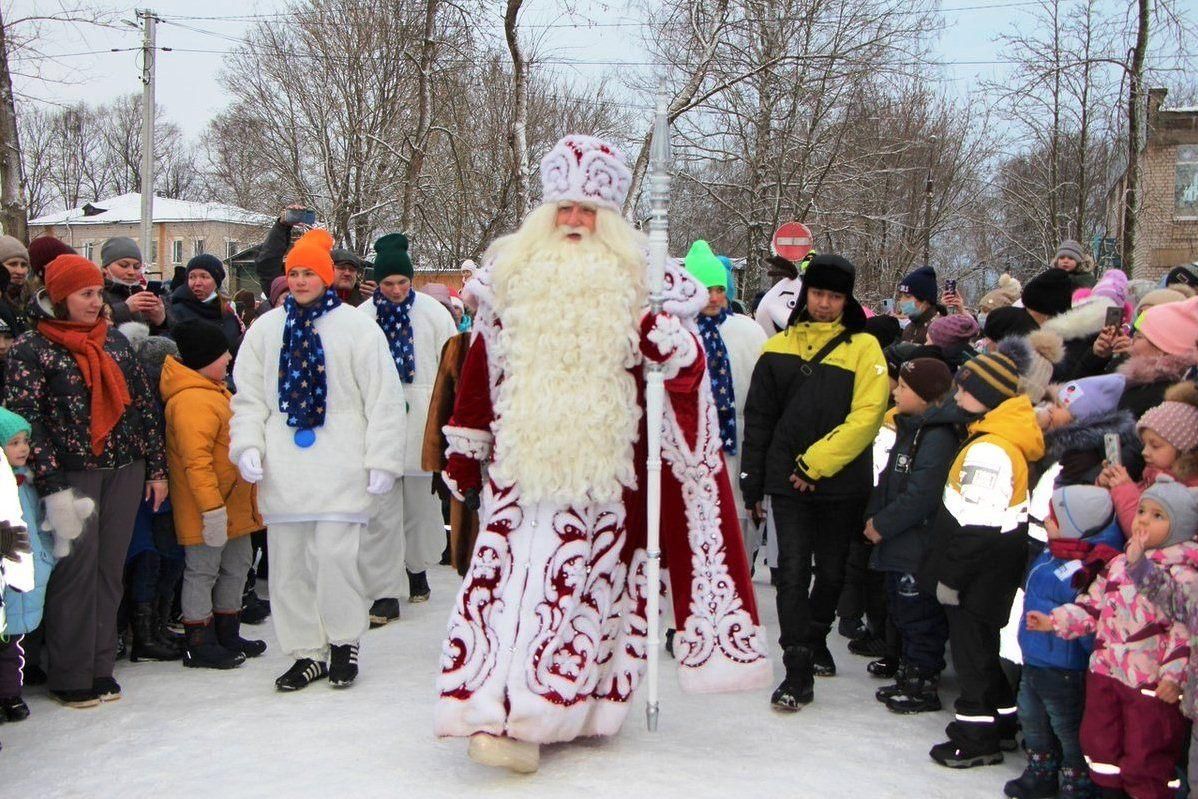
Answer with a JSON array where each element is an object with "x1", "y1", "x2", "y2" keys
[{"x1": 4, "y1": 254, "x2": 167, "y2": 708}]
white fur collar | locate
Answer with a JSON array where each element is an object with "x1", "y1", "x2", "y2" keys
[{"x1": 1043, "y1": 297, "x2": 1116, "y2": 342}]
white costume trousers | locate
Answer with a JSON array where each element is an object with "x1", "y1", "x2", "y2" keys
[
  {"x1": 358, "y1": 476, "x2": 445, "y2": 600},
  {"x1": 268, "y1": 521, "x2": 368, "y2": 660}
]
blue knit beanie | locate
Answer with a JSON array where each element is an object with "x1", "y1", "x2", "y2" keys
[
  {"x1": 898, "y1": 266, "x2": 937, "y2": 303},
  {"x1": 0, "y1": 407, "x2": 32, "y2": 447}
]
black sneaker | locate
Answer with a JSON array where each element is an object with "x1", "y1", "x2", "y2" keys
[
  {"x1": 50, "y1": 688, "x2": 101, "y2": 708},
  {"x1": 241, "y1": 590, "x2": 271, "y2": 625},
  {"x1": 811, "y1": 646, "x2": 836, "y2": 677},
  {"x1": 329, "y1": 643, "x2": 359, "y2": 688},
  {"x1": 847, "y1": 635, "x2": 887, "y2": 658},
  {"x1": 0, "y1": 696, "x2": 30, "y2": 721},
  {"x1": 867, "y1": 655, "x2": 900, "y2": 678},
  {"x1": 275, "y1": 659, "x2": 328, "y2": 692},
  {"x1": 369, "y1": 598, "x2": 401, "y2": 629},
  {"x1": 93, "y1": 677, "x2": 121, "y2": 702},
  {"x1": 407, "y1": 570, "x2": 431, "y2": 603}
]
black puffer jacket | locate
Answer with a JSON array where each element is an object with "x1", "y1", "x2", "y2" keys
[
  {"x1": 104, "y1": 280, "x2": 171, "y2": 335},
  {"x1": 168, "y1": 285, "x2": 244, "y2": 357},
  {"x1": 868, "y1": 401, "x2": 969, "y2": 574},
  {"x1": 3, "y1": 292, "x2": 166, "y2": 494}
]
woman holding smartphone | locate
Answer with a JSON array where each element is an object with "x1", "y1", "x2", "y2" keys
[{"x1": 101, "y1": 238, "x2": 170, "y2": 334}]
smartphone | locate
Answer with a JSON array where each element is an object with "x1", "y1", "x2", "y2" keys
[
  {"x1": 944, "y1": 279, "x2": 957, "y2": 295},
  {"x1": 1104, "y1": 433, "x2": 1122, "y2": 466},
  {"x1": 145, "y1": 280, "x2": 163, "y2": 295},
  {"x1": 284, "y1": 208, "x2": 317, "y2": 227},
  {"x1": 881, "y1": 298, "x2": 895, "y2": 314},
  {"x1": 1104, "y1": 306, "x2": 1123, "y2": 329}
]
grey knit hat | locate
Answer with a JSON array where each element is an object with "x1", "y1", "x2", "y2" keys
[
  {"x1": 1050, "y1": 485, "x2": 1114, "y2": 540},
  {"x1": 0, "y1": 234, "x2": 29, "y2": 265},
  {"x1": 101, "y1": 236, "x2": 142, "y2": 267},
  {"x1": 1141, "y1": 475, "x2": 1198, "y2": 548},
  {"x1": 1054, "y1": 240, "x2": 1085, "y2": 265}
]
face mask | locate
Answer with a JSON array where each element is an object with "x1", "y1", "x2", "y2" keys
[
  {"x1": 899, "y1": 300, "x2": 918, "y2": 317},
  {"x1": 204, "y1": 291, "x2": 218, "y2": 303}
]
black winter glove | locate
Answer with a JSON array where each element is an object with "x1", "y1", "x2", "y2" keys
[{"x1": 0, "y1": 520, "x2": 31, "y2": 561}]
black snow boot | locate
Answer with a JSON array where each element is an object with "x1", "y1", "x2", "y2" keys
[
  {"x1": 875, "y1": 662, "x2": 911, "y2": 703},
  {"x1": 1057, "y1": 766, "x2": 1095, "y2": 798},
  {"x1": 369, "y1": 598, "x2": 401, "y2": 629},
  {"x1": 929, "y1": 720, "x2": 1004, "y2": 769},
  {"x1": 130, "y1": 602, "x2": 183, "y2": 662},
  {"x1": 154, "y1": 595, "x2": 185, "y2": 647},
  {"x1": 276, "y1": 658, "x2": 328, "y2": 691},
  {"x1": 867, "y1": 655, "x2": 900, "y2": 679},
  {"x1": 329, "y1": 642, "x2": 360, "y2": 688},
  {"x1": 241, "y1": 570, "x2": 271, "y2": 625},
  {"x1": 214, "y1": 611, "x2": 267, "y2": 658},
  {"x1": 837, "y1": 616, "x2": 866, "y2": 640},
  {"x1": 1002, "y1": 750, "x2": 1060, "y2": 798},
  {"x1": 997, "y1": 711, "x2": 1021, "y2": 752},
  {"x1": 407, "y1": 570, "x2": 430, "y2": 603},
  {"x1": 0, "y1": 696, "x2": 30, "y2": 721},
  {"x1": 93, "y1": 676, "x2": 121, "y2": 702},
  {"x1": 770, "y1": 646, "x2": 814, "y2": 711},
  {"x1": 885, "y1": 669, "x2": 942, "y2": 714},
  {"x1": 811, "y1": 646, "x2": 836, "y2": 677},
  {"x1": 182, "y1": 619, "x2": 245, "y2": 670},
  {"x1": 847, "y1": 634, "x2": 887, "y2": 658}
]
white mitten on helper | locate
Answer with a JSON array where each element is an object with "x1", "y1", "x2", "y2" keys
[
  {"x1": 367, "y1": 469, "x2": 396, "y2": 496},
  {"x1": 201, "y1": 507, "x2": 229, "y2": 548},
  {"x1": 42, "y1": 488, "x2": 97, "y2": 558},
  {"x1": 238, "y1": 448, "x2": 264, "y2": 484}
]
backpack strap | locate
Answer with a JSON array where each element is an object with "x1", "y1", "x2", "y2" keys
[{"x1": 799, "y1": 330, "x2": 853, "y2": 376}]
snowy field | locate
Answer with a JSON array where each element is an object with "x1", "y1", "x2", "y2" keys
[{"x1": 4, "y1": 566, "x2": 1023, "y2": 798}]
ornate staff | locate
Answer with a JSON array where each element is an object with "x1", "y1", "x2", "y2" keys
[{"x1": 644, "y1": 96, "x2": 671, "y2": 733}]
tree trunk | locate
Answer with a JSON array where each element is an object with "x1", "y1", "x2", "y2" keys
[
  {"x1": 0, "y1": 9, "x2": 28, "y2": 241},
  {"x1": 400, "y1": 0, "x2": 439, "y2": 230},
  {"x1": 1122, "y1": 0, "x2": 1149, "y2": 272},
  {"x1": 504, "y1": 0, "x2": 530, "y2": 219}
]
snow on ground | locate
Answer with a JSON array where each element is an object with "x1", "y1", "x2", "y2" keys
[{"x1": 3, "y1": 566, "x2": 1022, "y2": 798}]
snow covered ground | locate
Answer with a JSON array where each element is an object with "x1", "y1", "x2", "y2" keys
[{"x1": 4, "y1": 566, "x2": 1023, "y2": 798}]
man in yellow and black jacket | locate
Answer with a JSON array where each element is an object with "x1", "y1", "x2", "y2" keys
[{"x1": 741, "y1": 254, "x2": 889, "y2": 711}]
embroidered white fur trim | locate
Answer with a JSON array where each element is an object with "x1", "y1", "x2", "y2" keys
[{"x1": 444, "y1": 425, "x2": 493, "y2": 460}]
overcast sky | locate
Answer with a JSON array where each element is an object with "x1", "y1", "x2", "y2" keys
[{"x1": 10, "y1": 0, "x2": 1023, "y2": 141}]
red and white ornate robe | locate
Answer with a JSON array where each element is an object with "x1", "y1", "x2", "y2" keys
[{"x1": 435, "y1": 260, "x2": 772, "y2": 744}]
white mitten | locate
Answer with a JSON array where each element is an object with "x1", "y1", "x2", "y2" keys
[
  {"x1": 367, "y1": 469, "x2": 396, "y2": 496},
  {"x1": 201, "y1": 507, "x2": 229, "y2": 548},
  {"x1": 935, "y1": 582, "x2": 960, "y2": 607},
  {"x1": 43, "y1": 488, "x2": 97, "y2": 558},
  {"x1": 238, "y1": 448, "x2": 264, "y2": 484}
]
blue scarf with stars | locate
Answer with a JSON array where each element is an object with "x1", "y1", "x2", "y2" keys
[
  {"x1": 278, "y1": 289, "x2": 341, "y2": 430},
  {"x1": 372, "y1": 288, "x2": 416, "y2": 383},
  {"x1": 697, "y1": 309, "x2": 737, "y2": 454}
]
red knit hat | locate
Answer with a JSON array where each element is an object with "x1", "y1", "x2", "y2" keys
[
  {"x1": 44, "y1": 254, "x2": 103, "y2": 304},
  {"x1": 28, "y1": 236, "x2": 76, "y2": 279}
]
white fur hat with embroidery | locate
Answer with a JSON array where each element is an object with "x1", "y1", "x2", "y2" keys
[{"x1": 539, "y1": 134, "x2": 632, "y2": 213}]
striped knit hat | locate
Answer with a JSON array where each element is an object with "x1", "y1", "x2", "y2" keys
[{"x1": 956, "y1": 338, "x2": 1029, "y2": 410}]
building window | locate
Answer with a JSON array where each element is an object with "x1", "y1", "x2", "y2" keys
[
  {"x1": 1177, "y1": 145, "x2": 1198, "y2": 218},
  {"x1": 226, "y1": 240, "x2": 239, "y2": 259},
  {"x1": 172, "y1": 240, "x2": 183, "y2": 265},
  {"x1": 83, "y1": 241, "x2": 94, "y2": 262},
  {"x1": 194, "y1": 239, "x2": 205, "y2": 257},
  {"x1": 151, "y1": 240, "x2": 158, "y2": 264}
]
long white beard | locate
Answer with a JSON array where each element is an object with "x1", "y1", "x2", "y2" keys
[{"x1": 489, "y1": 234, "x2": 643, "y2": 506}]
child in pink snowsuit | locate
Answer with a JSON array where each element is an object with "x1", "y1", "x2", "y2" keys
[{"x1": 1026, "y1": 475, "x2": 1198, "y2": 798}]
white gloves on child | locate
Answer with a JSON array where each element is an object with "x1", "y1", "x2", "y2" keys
[
  {"x1": 935, "y1": 582, "x2": 960, "y2": 606},
  {"x1": 201, "y1": 507, "x2": 229, "y2": 548},
  {"x1": 238, "y1": 448, "x2": 264, "y2": 484},
  {"x1": 42, "y1": 488, "x2": 97, "y2": 558},
  {"x1": 367, "y1": 469, "x2": 396, "y2": 496}
]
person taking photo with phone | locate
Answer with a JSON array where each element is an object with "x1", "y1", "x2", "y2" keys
[{"x1": 100, "y1": 238, "x2": 169, "y2": 334}]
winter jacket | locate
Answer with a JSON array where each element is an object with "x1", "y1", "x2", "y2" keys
[
  {"x1": 1041, "y1": 408, "x2": 1143, "y2": 488},
  {"x1": 3, "y1": 292, "x2": 167, "y2": 495},
  {"x1": 741, "y1": 318, "x2": 889, "y2": 504},
  {"x1": 1065, "y1": 267, "x2": 1096, "y2": 291},
  {"x1": 230, "y1": 303, "x2": 406, "y2": 524},
  {"x1": 867, "y1": 400, "x2": 968, "y2": 574},
  {"x1": 254, "y1": 220, "x2": 292, "y2": 288},
  {"x1": 1110, "y1": 466, "x2": 1198, "y2": 537},
  {"x1": 1127, "y1": 552, "x2": 1198, "y2": 719},
  {"x1": 0, "y1": 457, "x2": 33, "y2": 634},
  {"x1": 1019, "y1": 517, "x2": 1124, "y2": 671},
  {"x1": 104, "y1": 280, "x2": 171, "y2": 335},
  {"x1": 1117, "y1": 352, "x2": 1198, "y2": 420},
  {"x1": 160, "y1": 356, "x2": 262, "y2": 547},
  {"x1": 1042, "y1": 298, "x2": 1116, "y2": 382},
  {"x1": 169, "y1": 285, "x2": 244, "y2": 358},
  {"x1": 922, "y1": 395, "x2": 1046, "y2": 625},
  {"x1": 0, "y1": 465, "x2": 52, "y2": 635},
  {"x1": 900, "y1": 305, "x2": 940, "y2": 345},
  {"x1": 1051, "y1": 545, "x2": 1197, "y2": 693},
  {"x1": 357, "y1": 291, "x2": 458, "y2": 474}
]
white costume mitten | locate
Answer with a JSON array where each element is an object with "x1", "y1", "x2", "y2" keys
[
  {"x1": 43, "y1": 488, "x2": 97, "y2": 558},
  {"x1": 367, "y1": 469, "x2": 396, "y2": 496},
  {"x1": 238, "y1": 448, "x2": 264, "y2": 484}
]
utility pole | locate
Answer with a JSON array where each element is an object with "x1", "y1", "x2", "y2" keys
[
  {"x1": 923, "y1": 134, "x2": 937, "y2": 266},
  {"x1": 138, "y1": 9, "x2": 156, "y2": 274}
]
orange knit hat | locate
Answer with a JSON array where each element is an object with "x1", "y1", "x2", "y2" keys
[
  {"x1": 284, "y1": 228, "x2": 335, "y2": 287},
  {"x1": 44, "y1": 254, "x2": 103, "y2": 303}
]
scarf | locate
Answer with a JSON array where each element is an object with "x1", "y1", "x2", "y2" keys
[
  {"x1": 697, "y1": 309, "x2": 736, "y2": 454},
  {"x1": 1049, "y1": 538, "x2": 1122, "y2": 591},
  {"x1": 37, "y1": 318, "x2": 132, "y2": 455},
  {"x1": 372, "y1": 288, "x2": 416, "y2": 383},
  {"x1": 278, "y1": 289, "x2": 341, "y2": 430}
]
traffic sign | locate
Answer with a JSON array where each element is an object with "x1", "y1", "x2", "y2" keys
[{"x1": 772, "y1": 222, "x2": 813, "y2": 262}]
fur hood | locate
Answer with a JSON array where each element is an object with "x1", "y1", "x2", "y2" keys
[
  {"x1": 1042, "y1": 297, "x2": 1116, "y2": 343},
  {"x1": 1118, "y1": 351, "x2": 1198, "y2": 387},
  {"x1": 1043, "y1": 408, "x2": 1138, "y2": 465}
]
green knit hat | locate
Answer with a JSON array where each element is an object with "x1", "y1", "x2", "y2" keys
[
  {"x1": 373, "y1": 233, "x2": 413, "y2": 282},
  {"x1": 0, "y1": 407, "x2": 31, "y2": 446},
  {"x1": 684, "y1": 240, "x2": 727, "y2": 289}
]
